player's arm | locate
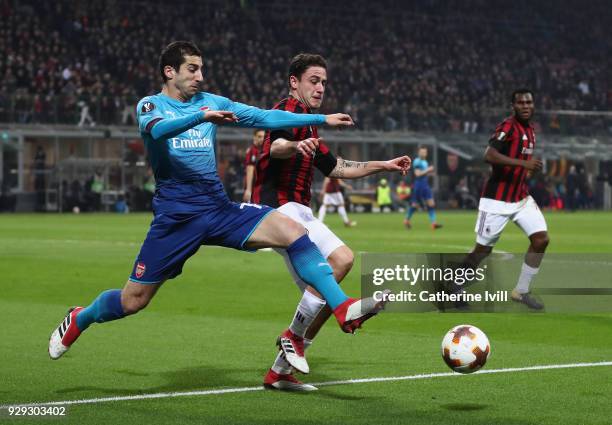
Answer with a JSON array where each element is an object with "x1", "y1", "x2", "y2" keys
[
  {"x1": 485, "y1": 122, "x2": 542, "y2": 171},
  {"x1": 143, "y1": 110, "x2": 238, "y2": 140},
  {"x1": 414, "y1": 166, "x2": 434, "y2": 177},
  {"x1": 328, "y1": 156, "x2": 411, "y2": 179},
  {"x1": 243, "y1": 165, "x2": 256, "y2": 202},
  {"x1": 212, "y1": 95, "x2": 354, "y2": 129},
  {"x1": 270, "y1": 137, "x2": 320, "y2": 158},
  {"x1": 484, "y1": 147, "x2": 542, "y2": 171}
]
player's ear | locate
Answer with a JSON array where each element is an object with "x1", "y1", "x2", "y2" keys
[
  {"x1": 289, "y1": 75, "x2": 298, "y2": 90},
  {"x1": 164, "y1": 65, "x2": 176, "y2": 81}
]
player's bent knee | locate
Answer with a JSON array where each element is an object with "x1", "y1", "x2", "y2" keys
[
  {"x1": 328, "y1": 246, "x2": 354, "y2": 281},
  {"x1": 338, "y1": 250, "x2": 354, "y2": 274},
  {"x1": 531, "y1": 232, "x2": 550, "y2": 251}
]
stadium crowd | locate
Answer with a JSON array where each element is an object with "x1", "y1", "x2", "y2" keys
[{"x1": 0, "y1": 0, "x2": 610, "y2": 134}]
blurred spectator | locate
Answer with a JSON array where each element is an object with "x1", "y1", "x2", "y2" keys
[
  {"x1": 395, "y1": 179, "x2": 411, "y2": 209},
  {"x1": 376, "y1": 178, "x2": 393, "y2": 212},
  {"x1": 0, "y1": 0, "x2": 609, "y2": 135},
  {"x1": 33, "y1": 146, "x2": 46, "y2": 211}
]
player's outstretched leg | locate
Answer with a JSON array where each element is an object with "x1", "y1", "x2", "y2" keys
[
  {"x1": 285, "y1": 235, "x2": 387, "y2": 333},
  {"x1": 246, "y1": 212, "x2": 388, "y2": 334},
  {"x1": 268, "y1": 246, "x2": 353, "y2": 385},
  {"x1": 48, "y1": 289, "x2": 125, "y2": 360},
  {"x1": 48, "y1": 281, "x2": 161, "y2": 359}
]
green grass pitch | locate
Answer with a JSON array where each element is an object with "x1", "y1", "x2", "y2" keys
[{"x1": 1, "y1": 211, "x2": 611, "y2": 424}]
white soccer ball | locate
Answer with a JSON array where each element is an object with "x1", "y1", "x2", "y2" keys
[{"x1": 441, "y1": 324, "x2": 490, "y2": 374}]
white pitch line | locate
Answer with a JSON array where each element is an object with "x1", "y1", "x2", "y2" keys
[{"x1": 1, "y1": 361, "x2": 611, "y2": 409}]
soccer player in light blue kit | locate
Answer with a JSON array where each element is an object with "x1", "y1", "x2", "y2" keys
[
  {"x1": 49, "y1": 41, "x2": 387, "y2": 360},
  {"x1": 404, "y1": 146, "x2": 443, "y2": 230}
]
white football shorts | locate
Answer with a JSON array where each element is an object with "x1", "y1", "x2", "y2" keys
[
  {"x1": 475, "y1": 196, "x2": 547, "y2": 246},
  {"x1": 322, "y1": 192, "x2": 345, "y2": 206},
  {"x1": 275, "y1": 201, "x2": 346, "y2": 291}
]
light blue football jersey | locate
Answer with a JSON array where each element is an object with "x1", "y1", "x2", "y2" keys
[
  {"x1": 412, "y1": 157, "x2": 430, "y2": 187},
  {"x1": 137, "y1": 92, "x2": 325, "y2": 187}
]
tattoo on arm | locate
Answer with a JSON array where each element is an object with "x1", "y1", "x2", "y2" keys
[{"x1": 330, "y1": 159, "x2": 368, "y2": 178}]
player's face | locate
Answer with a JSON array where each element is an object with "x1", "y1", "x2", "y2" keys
[
  {"x1": 253, "y1": 130, "x2": 265, "y2": 148},
  {"x1": 291, "y1": 66, "x2": 327, "y2": 110},
  {"x1": 172, "y1": 55, "x2": 204, "y2": 99},
  {"x1": 512, "y1": 93, "x2": 534, "y2": 121},
  {"x1": 419, "y1": 148, "x2": 428, "y2": 159}
]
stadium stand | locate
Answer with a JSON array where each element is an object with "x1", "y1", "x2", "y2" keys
[{"x1": 0, "y1": 0, "x2": 610, "y2": 134}]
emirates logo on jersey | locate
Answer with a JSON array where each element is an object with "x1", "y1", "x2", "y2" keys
[
  {"x1": 200, "y1": 106, "x2": 210, "y2": 111},
  {"x1": 135, "y1": 262, "x2": 146, "y2": 278}
]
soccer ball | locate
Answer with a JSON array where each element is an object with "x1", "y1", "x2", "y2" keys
[{"x1": 441, "y1": 324, "x2": 490, "y2": 374}]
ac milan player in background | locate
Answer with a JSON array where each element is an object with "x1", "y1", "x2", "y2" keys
[
  {"x1": 318, "y1": 176, "x2": 356, "y2": 227},
  {"x1": 242, "y1": 129, "x2": 265, "y2": 202},
  {"x1": 462, "y1": 89, "x2": 549, "y2": 310},
  {"x1": 253, "y1": 53, "x2": 411, "y2": 390}
]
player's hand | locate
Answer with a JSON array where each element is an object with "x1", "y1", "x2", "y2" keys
[
  {"x1": 242, "y1": 190, "x2": 252, "y2": 203},
  {"x1": 325, "y1": 113, "x2": 354, "y2": 127},
  {"x1": 296, "y1": 137, "x2": 319, "y2": 156},
  {"x1": 384, "y1": 156, "x2": 412, "y2": 176},
  {"x1": 204, "y1": 110, "x2": 238, "y2": 125},
  {"x1": 523, "y1": 158, "x2": 543, "y2": 172}
]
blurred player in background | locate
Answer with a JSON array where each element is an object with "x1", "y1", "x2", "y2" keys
[
  {"x1": 460, "y1": 89, "x2": 549, "y2": 309},
  {"x1": 318, "y1": 176, "x2": 356, "y2": 227},
  {"x1": 253, "y1": 53, "x2": 411, "y2": 391},
  {"x1": 242, "y1": 129, "x2": 264, "y2": 202},
  {"x1": 404, "y1": 146, "x2": 443, "y2": 229},
  {"x1": 49, "y1": 41, "x2": 388, "y2": 363}
]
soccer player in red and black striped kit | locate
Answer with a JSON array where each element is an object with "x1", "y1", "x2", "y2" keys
[
  {"x1": 462, "y1": 89, "x2": 549, "y2": 310},
  {"x1": 253, "y1": 53, "x2": 411, "y2": 390},
  {"x1": 242, "y1": 129, "x2": 264, "y2": 202}
]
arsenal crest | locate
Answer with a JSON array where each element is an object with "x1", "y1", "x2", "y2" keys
[{"x1": 135, "y1": 262, "x2": 146, "y2": 278}]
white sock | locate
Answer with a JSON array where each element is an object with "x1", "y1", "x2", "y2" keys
[
  {"x1": 304, "y1": 338, "x2": 313, "y2": 350},
  {"x1": 289, "y1": 291, "x2": 326, "y2": 337},
  {"x1": 318, "y1": 204, "x2": 327, "y2": 221},
  {"x1": 271, "y1": 352, "x2": 293, "y2": 374},
  {"x1": 515, "y1": 263, "x2": 539, "y2": 294},
  {"x1": 338, "y1": 206, "x2": 350, "y2": 223},
  {"x1": 271, "y1": 337, "x2": 315, "y2": 375}
]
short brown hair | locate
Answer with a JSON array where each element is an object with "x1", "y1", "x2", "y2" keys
[
  {"x1": 288, "y1": 53, "x2": 327, "y2": 81},
  {"x1": 159, "y1": 41, "x2": 202, "y2": 82}
]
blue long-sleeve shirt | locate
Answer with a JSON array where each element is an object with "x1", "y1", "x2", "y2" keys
[{"x1": 137, "y1": 92, "x2": 326, "y2": 187}]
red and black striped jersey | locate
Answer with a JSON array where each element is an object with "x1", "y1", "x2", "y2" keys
[
  {"x1": 481, "y1": 116, "x2": 535, "y2": 203},
  {"x1": 244, "y1": 144, "x2": 260, "y2": 168},
  {"x1": 324, "y1": 178, "x2": 342, "y2": 193},
  {"x1": 243, "y1": 144, "x2": 260, "y2": 191},
  {"x1": 252, "y1": 96, "x2": 337, "y2": 207}
]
